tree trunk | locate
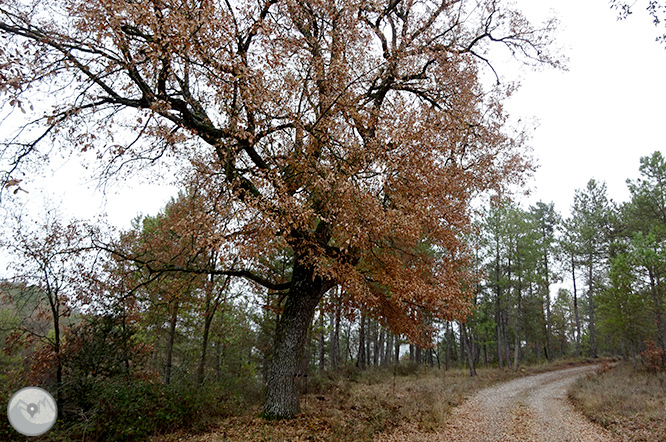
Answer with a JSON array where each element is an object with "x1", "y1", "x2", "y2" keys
[
  {"x1": 329, "y1": 289, "x2": 341, "y2": 370},
  {"x1": 357, "y1": 313, "x2": 367, "y2": 369},
  {"x1": 318, "y1": 312, "x2": 326, "y2": 371},
  {"x1": 376, "y1": 327, "x2": 384, "y2": 366},
  {"x1": 197, "y1": 270, "x2": 230, "y2": 384},
  {"x1": 445, "y1": 322, "x2": 451, "y2": 371},
  {"x1": 460, "y1": 323, "x2": 477, "y2": 376},
  {"x1": 544, "y1": 283, "x2": 553, "y2": 361},
  {"x1": 572, "y1": 255, "x2": 581, "y2": 357},
  {"x1": 513, "y1": 275, "x2": 522, "y2": 372},
  {"x1": 164, "y1": 298, "x2": 179, "y2": 385},
  {"x1": 459, "y1": 326, "x2": 466, "y2": 369},
  {"x1": 263, "y1": 262, "x2": 332, "y2": 420},
  {"x1": 587, "y1": 258, "x2": 597, "y2": 357},
  {"x1": 52, "y1": 303, "x2": 62, "y2": 418},
  {"x1": 197, "y1": 301, "x2": 214, "y2": 384},
  {"x1": 495, "y1": 259, "x2": 505, "y2": 370},
  {"x1": 366, "y1": 318, "x2": 372, "y2": 366},
  {"x1": 648, "y1": 270, "x2": 666, "y2": 363},
  {"x1": 383, "y1": 332, "x2": 392, "y2": 367}
]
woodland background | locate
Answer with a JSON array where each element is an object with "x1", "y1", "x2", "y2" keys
[
  {"x1": 2, "y1": 151, "x2": 665, "y2": 440},
  {"x1": 1, "y1": 0, "x2": 665, "y2": 439}
]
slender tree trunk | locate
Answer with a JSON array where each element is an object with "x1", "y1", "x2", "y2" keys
[
  {"x1": 366, "y1": 318, "x2": 372, "y2": 366},
  {"x1": 318, "y1": 312, "x2": 326, "y2": 371},
  {"x1": 495, "y1": 259, "x2": 504, "y2": 370},
  {"x1": 357, "y1": 313, "x2": 367, "y2": 369},
  {"x1": 346, "y1": 322, "x2": 353, "y2": 363},
  {"x1": 164, "y1": 298, "x2": 179, "y2": 385},
  {"x1": 263, "y1": 262, "x2": 332, "y2": 420},
  {"x1": 483, "y1": 342, "x2": 488, "y2": 368},
  {"x1": 459, "y1": 326, "x2": 466, "y2": 369},
  {"x1": 503, "y1": 313, "x2": 511, "y2": 367},
  {"x1": 544, "y1": 276, "x2": 553, "y2": 361},
  {"x1": 648, "y1": 270, "x2": 666, "y2": 363},
  {"x1": 513, "y1": 276, "x2": 522, "y2": 372},
  {"x1": 330, "y1": 296, "x2": 340, "y2": 370},
  {"x1": 505, "y1": 254, "x2": 513, "y2": 369},
  {"x1": 572, "y1": 255, "x2": 581, "y2": 357},
  {"x1": 460, "y1": 323, "x2": 477, "y2": 376},
  {"x1": 376, "y1": 328, "x2": 384, "y2": 366},
  {"x1": 587, "y1": 258, "x2": 597, "y2": 357},
  {"x1": 197, "y1": 273, "x2": 228, "y2": 384},
  {"x1": 52, "y1": 304, "x2": 62, "y2": 418},
  {"x1": 383, "y1": 332, "x2": 392, "y2": 367},
  {"x1": 445, "y1": 322, "x2": 450, "y2": 370},
  {"x1": 197, "y1": 301, "x2": 214, "y2": 384}
]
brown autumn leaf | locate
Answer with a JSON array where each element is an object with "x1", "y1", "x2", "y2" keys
[{"x1": 0, "y1": 0, "x2": 562, "y2": 418}]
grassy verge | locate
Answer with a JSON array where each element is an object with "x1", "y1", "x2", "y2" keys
[
  {"x1": 154, "y1": 359, "x2": 593, "y2": 442},
  {"x1": 569, "y1": 362, "x2": 666, "y2": 442}
]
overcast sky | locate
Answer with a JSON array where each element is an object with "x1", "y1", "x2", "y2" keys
[
  {"x1": 508, "y1": 0, "x2": 666, "y2": 215},
  {"x1": 4, "y1": 0, "x2": 666, "y2": 229}
]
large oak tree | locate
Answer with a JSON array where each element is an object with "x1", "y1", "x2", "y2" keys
[{"x1": 1, "y1": 0, "x2": 558, "y2": 418}]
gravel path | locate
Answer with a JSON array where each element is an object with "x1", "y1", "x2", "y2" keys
[{"x1": 377, "y1": 365, "x2": 619, "y2": 442}]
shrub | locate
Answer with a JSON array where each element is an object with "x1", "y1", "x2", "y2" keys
[
  {"x1": 641, "y1": 340, "x2": 664, "y2": 373},
  {"x1": 55, "y1": 377, "x2": 246, "y2": 441}
]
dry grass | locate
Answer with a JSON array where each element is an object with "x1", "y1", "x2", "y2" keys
[
  {"x1": 152, "y1": 360, "x2": 592, "y2": 442},
  {"x1": 569, "y1": 362, "x2": 666, "y2": 442}
]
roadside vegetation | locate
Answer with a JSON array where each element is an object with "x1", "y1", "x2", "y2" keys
[
  {"x1": 570, "y1": 362, "x2": 666, "y2": 442},
  {"x1": 153, "y1": 360, "x2": 592, "y2": 442}
]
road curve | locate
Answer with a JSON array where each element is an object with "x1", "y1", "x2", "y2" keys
[{"x1": 377, "y1": 365, "x2": 618, "y2": 442}]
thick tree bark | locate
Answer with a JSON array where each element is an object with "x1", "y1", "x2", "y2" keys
[{"x1": 263, "y1": 262, "x2": 332, "y2": 420}]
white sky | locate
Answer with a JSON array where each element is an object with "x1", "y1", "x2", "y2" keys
[
  {"x1": 507, "y1": 0, "x2": 666, "y2": 216},
  {"x1": 3, "y1": 0, "x2": 665, "y2": 229}
]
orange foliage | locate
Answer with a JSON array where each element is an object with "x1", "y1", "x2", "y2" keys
[
  {"x1": 0, "y1": 0, "x2": 559, "y2": 345},
  {"x1": 641, "y1": 340, "x2": 665, "y2": 372}
]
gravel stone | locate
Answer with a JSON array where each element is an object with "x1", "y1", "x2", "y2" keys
[{"x1": 377, "y1": 365, "x2": 620, "y2": 442}]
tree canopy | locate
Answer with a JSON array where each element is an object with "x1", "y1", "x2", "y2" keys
[{"x1": 1, "y1": 0, "x2": 560, "y2": 418}]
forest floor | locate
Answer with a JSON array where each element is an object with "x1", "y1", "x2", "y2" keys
[
  {"x1": 377, "y1": 364, "x2": 615, "y2": 442},
  {"x1": 154, "y1": 359, "x2": 612, "y2": 442}
]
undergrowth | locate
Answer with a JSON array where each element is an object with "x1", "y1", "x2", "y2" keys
[
  {"x1": 569, "y1": 362, "x2": 666, "y2": 442},
  {"x1": 154, "y1": 360, "x2": 591, "y2": 442}
]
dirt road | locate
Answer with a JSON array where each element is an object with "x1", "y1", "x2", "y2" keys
[{"x1": 378, "y1": 365, "x2": 618, "y2": 442}]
